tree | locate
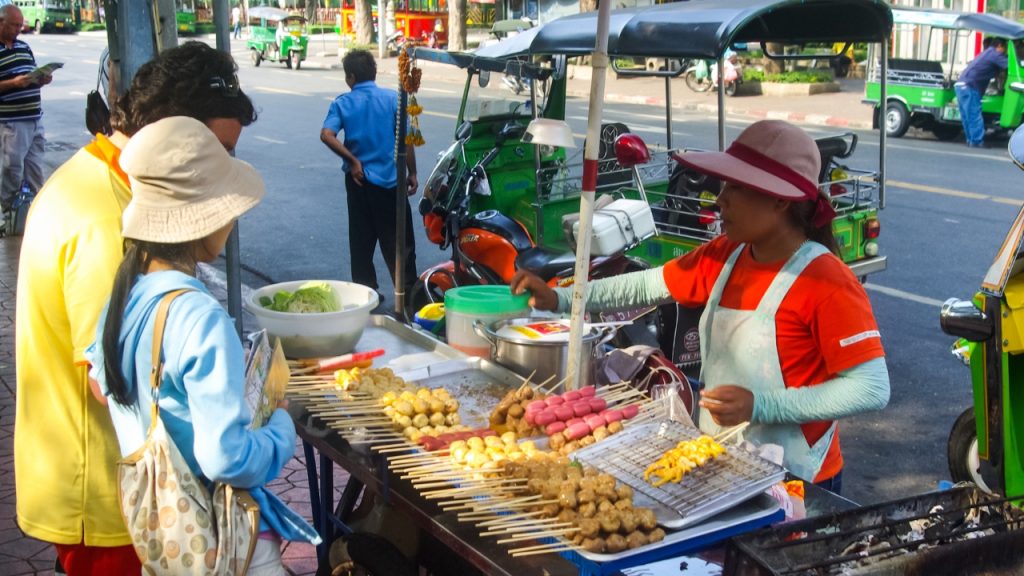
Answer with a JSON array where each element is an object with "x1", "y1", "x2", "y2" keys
[
  {"x1": 449, "y1": 0, "x2": 467, "y2": 51},
  {"x1": 764, "y1": 43, "x2": 784, "y2": 74},
  {"x1": 355, "y1": 0, "x2": 373, "y2": 45}
]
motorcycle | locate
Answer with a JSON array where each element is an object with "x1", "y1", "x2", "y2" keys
[
  {"x1": 410, "y1": 119, "x2": 651, "y2": 319},
  {"x1": 939, "y1": 127, "x2": 1024, "y2": 499},
  {"x1": 684, "y1": 56, "x2": 742, "y2": 96}
]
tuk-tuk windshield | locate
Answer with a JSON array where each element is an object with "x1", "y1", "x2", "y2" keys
[
  {"x1": 463, "y1": 71, "x2": 544, "y2": 121},
  {"x1": 285, "y1": 17, "x2": 306, "y2": 34}
]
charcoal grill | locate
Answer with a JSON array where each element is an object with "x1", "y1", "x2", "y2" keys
[
  {"x1": 573, "y1": 421, "x2": 786, "y2": 529},
  {"x1": 724, "y1": 485, "x2": 1024, "y2": 576}
]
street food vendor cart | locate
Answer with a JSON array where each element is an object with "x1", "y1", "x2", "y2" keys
[{"x1": 282, "y1": 0, "x2": 902, "y2": 573}]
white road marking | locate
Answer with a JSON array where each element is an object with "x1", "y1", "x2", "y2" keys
[
  {"x1": 423, "y1": 110, "x2": 458, "y2": 119},
  {"x1": 420, "y1": 87, "x2": 457, "y2": 94},
  {"x1": 888, "y1": 179, "x2": 1021, "y2": 205},
  {"x1": 255, "y1": 135, "x2": 287, "y2": 144},
  {"x1": 68, "y1": 90, "x2": 86, "y2": 96},
  {"x1": 251, "y1": 86, "x2": 305, "y2": 95},
  {"x1": 864, "y1": 283, "x2": 945, "y2": 308}
]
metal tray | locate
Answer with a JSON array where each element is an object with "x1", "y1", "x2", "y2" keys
[
  {"x1": 572, "y1": 493, "x2": 781, "y2": 565},
  {"x1": 573, "y1": 421, "x2": 786, "y2": 530},
  {"x1": 299, "y1": 315, "x2": 528, "y2": 432}
]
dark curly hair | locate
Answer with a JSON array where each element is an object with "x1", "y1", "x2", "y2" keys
[
  {"x1": 111, "y1": 41, "x2": 257, "y2": 135},
  {"x1": 342, "y1": 49, "x2": 377, "y2": 84}
]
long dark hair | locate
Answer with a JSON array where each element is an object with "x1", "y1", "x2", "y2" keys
[
  {"x1": 102, "y1": 240, "x2": 197, "y2": 408},
  {"x1": 788, "y1": 200, "x2": 840, "y2": 256}
]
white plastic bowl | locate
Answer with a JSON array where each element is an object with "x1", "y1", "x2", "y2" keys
[{"x1": 246, "y1": 280, "x2": 379, "y2": 358}]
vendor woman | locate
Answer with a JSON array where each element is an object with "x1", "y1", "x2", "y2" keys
[{"x1": 511, "y1": 120, "x2": 890, "y2": 493}]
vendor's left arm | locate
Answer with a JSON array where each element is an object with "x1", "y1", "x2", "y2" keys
[{"x1": 752, "y1": 357, "x2": 890, "y2": 424}]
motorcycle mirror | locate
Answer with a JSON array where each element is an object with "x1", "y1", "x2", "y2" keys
[
  {"x1": 614, "y1": 133, "x2": 651, "y2": 168},
  {"x1": 455, "y1": 121, "x2": 473, "y2": 140},
  {"x1": 1010, "y1": 128, "x2": 1024, "y2": 171},
  {"x1": 478, "y1": 70, "x2": 491, "y2": 88}
]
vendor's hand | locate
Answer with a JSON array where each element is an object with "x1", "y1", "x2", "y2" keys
[
  {"x1": 510, "y1": 270, "x2": 558, "y2": 311},
  {"x1": 11, "y1": 74, "x2": 32, "y2": 89},
  {"x1": 699, "y1": 385, "x2": 754, "y2": 427},
  {"x1": 407, "y1": 173, "x2": 418, "y2": 196},
  {"x1": 350, "y1": 160, "x2": 365, "y2": 185}
]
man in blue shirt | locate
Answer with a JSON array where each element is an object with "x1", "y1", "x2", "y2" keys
[
  {"x1": 955, "y1": 37, "x2": 1008, "y2": 148},
  {"x1": 320, "y1": 49, "x2": 418, "y2": 300},
  {"x1": 0, "y1": 4, "x2": 52, "y2": 216}
]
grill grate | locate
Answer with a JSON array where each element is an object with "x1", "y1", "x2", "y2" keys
[{"x1": 574, "y1": 421, "x2": 785, "y2": 528}]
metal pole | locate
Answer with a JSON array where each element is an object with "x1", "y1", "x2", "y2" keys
[
  {"x1": 112, "y1": 0, "x2": 159, "y2": 84},
  {"x1": 210, "y1": 0, "x2": 244, "y2": 336},
  {"x1": 565, "y1": 0, "x2": 612, "y2": 391},
  {"x1": 664, "y1": 68, "x2": 672, "y2": 150},
  {"x1": 879, "y1": 35, "x2": 887, "y2": 210},
  {"x1": 717, "y1": 56, "x2": 725, "y2": 150},
  {"x1": 394, "y1": 49, "x2": 410, "y2": 320}
]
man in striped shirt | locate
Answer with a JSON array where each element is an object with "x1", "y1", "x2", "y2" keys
[{"x1": 0, "y1": 5, "x2": 51, "y2": 215}]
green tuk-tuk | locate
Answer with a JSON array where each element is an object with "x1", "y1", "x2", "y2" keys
[
  {"x1": 246, "y1": 7, "x2": 309, "y2": 70},
  {"x1": 864, "y1": 7, "x2": 1024, "y2": 139}
]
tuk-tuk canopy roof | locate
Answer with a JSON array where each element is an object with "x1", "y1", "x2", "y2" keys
[
  {"x1": 892, "y1": 7, "x2": 1024, "y2": 40},
  {"x1": 248, "y1": 6, "x2": 305, "y2": 22},
  {"x1": 475, "y1": 0, "x2": 892, "y2": 60}
]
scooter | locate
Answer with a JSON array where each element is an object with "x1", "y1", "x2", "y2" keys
[
  {"x1": 939, "y1": 127, "x2": 1024, "y2": 499},
  {"x1": 410, "y1": 120, "x2": 651, "y2": 318},
  {"x1": 684, "y1": 57, "x2": 741, "y2": 96}
]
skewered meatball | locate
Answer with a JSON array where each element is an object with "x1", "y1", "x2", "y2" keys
[
  {"x1": 578, "y1": 517, "x2": 600, "y2": 538},
  {"x1": 625, "y1": 531, "x2": 648, "y2": 549},
  {"x1": 608, "y1": 420, "x2": 624, "y2": 434},
  {"x1": 619, "y1": 510, "x2": 639, "y2": 533},
  {"x1": 616, "y1": 485, "x2": 634, "y2": 501},
  {"x1": 579, "y1": 477, "x2": 598, "y2": 492},
  {"x1": 647, "y1": 527, "x2": 666, "y2": 543},
  {"x1": 566, "y1": 465, "x2": 584, "y2": 480},
  {"x1": 557, "y1": 508, "x2": 577, "y2": 525},
  {"x1": 549, "y1": 432, "x2": 567, "y2": 452},
  {"x1": 578, "y1": 488, "x2": 597, "y2": 505},
  {"x1": 597, "y1": 510, "x2": 621, "y2": 534},
  {"x1": 542, "y1": 503, "x2": 560, "y2": 517},
  {"x1": 597, "y1": 499, "x2": 615, "y2": 513},
  {"x1": 605, "y1": 533, "x2": 627, "y2": 553},
  {"x1": 558, "y1": 488, "x2": 578, "y2": 509},
  {"x1": 571, "y1": 532, "x2": 584, "y2": 546},
  {"x1": 582, "y1": 537, "x2": 606, "y2": 554},
  {"x1": 560, "y1": 478, "x2": 581, "y2": 493},
  {"x1": 615, "y1": 498, "x2": 633, "y2": 512},
  {"x1": 578, "y1": 501, "x2": 597, "y2": 518},
  {"x1": 637, "y1": 508, "x2": 658, "y2": 531}
]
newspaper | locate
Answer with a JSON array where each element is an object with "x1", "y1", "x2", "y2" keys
[
  {"x1": 244, "y1": 329, "x2": 289, "y2": 429},
  {"x1": 27, "y1": 62, "x2": 62, "y2": 83}
]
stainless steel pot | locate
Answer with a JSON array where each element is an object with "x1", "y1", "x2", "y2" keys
[{"x1": 473, "y1": 318, "x2": 616, "y2": 387}]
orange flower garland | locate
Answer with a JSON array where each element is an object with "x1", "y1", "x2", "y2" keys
[{"x1": 399, "y1": 49, "x2": 425, "y2": 147}]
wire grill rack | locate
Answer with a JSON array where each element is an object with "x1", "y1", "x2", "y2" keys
[{"x1": 574, "y1": 421, "x2": 786, "y2": 529}]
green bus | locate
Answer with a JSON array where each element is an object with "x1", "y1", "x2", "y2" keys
[
  {"x1": 13, "y1": 0, "x2": 74, "y2": 33},
  {"x1": 176, "y1": 0, "x2": 196, "y2": 35}
]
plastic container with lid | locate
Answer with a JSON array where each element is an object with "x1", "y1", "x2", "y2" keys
[{"x1": 444, "y1": 285, "x2": 530, "y2": 356}]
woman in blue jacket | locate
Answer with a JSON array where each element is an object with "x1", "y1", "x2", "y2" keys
[{"x1": 87, "y1": 116, "x2": 319, "y2": 575}]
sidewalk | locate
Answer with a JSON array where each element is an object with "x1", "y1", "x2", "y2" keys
[
  {"x1": 300, "y1": 35, "x2": 874, "y2": 130},
  {"x1": 0, "y1": 236, "x2": 336, "y2": 575}
]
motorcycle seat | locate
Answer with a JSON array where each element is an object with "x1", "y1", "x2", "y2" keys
[{"x1": 516, "y1": 246, "x2": 576, "y2": 281}]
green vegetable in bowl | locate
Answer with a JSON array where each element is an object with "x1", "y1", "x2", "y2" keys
[{"x1": 260, "y1": 281, "x2": 340, "y2": 313}]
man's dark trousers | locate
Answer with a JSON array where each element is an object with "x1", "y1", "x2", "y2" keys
[{"x1": 345, "y1": 173, "x2": 417, "y2": 294}]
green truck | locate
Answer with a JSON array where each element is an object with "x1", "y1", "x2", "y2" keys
[
  {"x1": 865, "y1": 7, "x2": 1024, "y2": 139},
  {"x1": 13, "y1": 0, "x2": 73, "y2": 33}
]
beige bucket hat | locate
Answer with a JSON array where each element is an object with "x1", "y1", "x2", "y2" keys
[
  {"x1": 120, "y1": 116, "x2": 265, "y2": 243},
  {"x1": 673, "y1": 119, "x2": 836, "y2": 227}
]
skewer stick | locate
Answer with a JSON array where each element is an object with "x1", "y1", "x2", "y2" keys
[
  {"x1": 515, "y1": 370, "x2": 537, "y2": 394},
  {"x1": 714, "y1": 422, "x2": 750, "y2": 444},
  {"x1": 509, "y1": 545, "x2": 578, "y2": 557},
  {"x1": 474, "y1": 510, "x2": 545, "y2": 526},
  {"x1": 482, "y1": 520, "x2": 569, "y2": 534},
  {"x1": 495, "y1": 528, "x2": 579, "y2": 544}
]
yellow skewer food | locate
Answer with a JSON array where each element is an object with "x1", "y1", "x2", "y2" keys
[{"x1": 643, "y1": 435, "x2": 726, "y2": 487}]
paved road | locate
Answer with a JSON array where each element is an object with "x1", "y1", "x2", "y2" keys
[{"x1": 28, "y1": 32, "x2": 1024, "y2": 507}]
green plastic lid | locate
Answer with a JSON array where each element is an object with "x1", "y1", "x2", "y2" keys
[{"x1": 444, "y1": 285, "x2": 530, "y2": 315}]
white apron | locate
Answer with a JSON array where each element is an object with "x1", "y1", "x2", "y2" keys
[{"x1": 698, "y1": 241, "x2": 836, "y2": 481}]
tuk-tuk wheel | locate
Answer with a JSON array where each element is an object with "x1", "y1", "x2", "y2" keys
[
  {"x1": 285, "y1": 53, "x2": 293, "y2": 69},
  {"x1": 884, "y1": 101, "x2": 910, "y2": 138},
  {"x1": 290, "y1": 52, "x2": 301, "y2": 70},
  {"x1": 932, "y1": 123, "x2": 961, "y2": 142},
  {"x1": 251, "y1": 49, "x2": 262, "y2": 67},
  {"x1": 947, "y1": 407, "x2": 995, "y2": 493}
]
